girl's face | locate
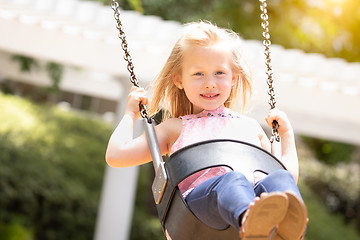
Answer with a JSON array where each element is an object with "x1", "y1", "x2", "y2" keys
[{"x1": 174, "y1": 45, "x2": 237, "y2": 114}]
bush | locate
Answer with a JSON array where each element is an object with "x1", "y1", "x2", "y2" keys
[
  {"x1": 298, "y1": 137, "x2": 360, "y2": 236},
  {"x1": 302, "y1": 136, "x2": 355, "y2": 165},
  {"x1": 300, "y1": 182, "x2": 359, "y2": 240},
  {"x1": 0, "y1": 222, "x2": 33, "y2": 240},
  {"x1": 0, "y1": 93, "x2": 112, "y2": 240}
]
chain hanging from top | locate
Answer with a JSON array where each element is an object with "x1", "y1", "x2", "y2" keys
[
  {"x1": 259, "y1": 0, "x2": 280, "y2": 142},
  {"x1": 111, "y1": 0, "x2": 151, "y2": 122}
]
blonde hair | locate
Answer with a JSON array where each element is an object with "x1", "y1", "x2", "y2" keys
[{"x1": 149, "y1": 21, "x2": 252, "y2": 119}]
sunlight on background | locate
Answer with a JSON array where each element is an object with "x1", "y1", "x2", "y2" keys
[
  {"x1": 309, "y1": 0, "x2": 345, "y2": 6},
  {"x1": 0, "y1": 95, "x2": 39, "y2": 133}
]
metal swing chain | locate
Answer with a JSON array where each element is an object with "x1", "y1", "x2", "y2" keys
[
  {"x1": 259, "y1": 0, "x2": 280, "y2": 143},
  {"x1": 111, "y1": 2, "x2": 167, "y2": 200},
  {"x1": 111, "y1": 0, "x2": 151, "y2": 122}
]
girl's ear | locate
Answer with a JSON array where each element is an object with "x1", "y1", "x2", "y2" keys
[
  {"x1": 232, "y1": 72, "x2": 238, "y2": 86},
  {"x1": 173, "y1": 73, "x2": 183, "y2": 89}
]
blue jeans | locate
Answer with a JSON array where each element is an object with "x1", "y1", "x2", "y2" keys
[{"x1": 185, "y1": 169, "x2": 301, "y2": 231}]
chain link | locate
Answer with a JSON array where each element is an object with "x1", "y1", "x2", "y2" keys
[
  {"x1": 111, "y1": 0, "x2": 151, "y2": 122},
  {"x1": 259, "y1": 0, "x2": 280, "y2": 142}
]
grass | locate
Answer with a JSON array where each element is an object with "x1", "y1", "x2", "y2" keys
[{"x1": 301, "y1": 182, "x2": 359, "y2": 240}]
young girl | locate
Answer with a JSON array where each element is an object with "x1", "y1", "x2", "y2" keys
[{"x1": 106, "y1": 21, "x2": 307, "y2": 240}]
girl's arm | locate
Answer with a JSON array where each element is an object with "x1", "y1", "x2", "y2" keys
[
  {"x1": 105, "y1": 86, "x2": 172, "y2": 168},
  {"x1": 265, "y1": 109, "x2": 299, "y2": 183}
]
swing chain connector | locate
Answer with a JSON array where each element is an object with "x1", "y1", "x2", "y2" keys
[
  {"x1": 111, "y1": 0, "x2": 151, "y2": 123},
  {"x1": 143, "y1": 119, "x2": 168, "y2": 204},
  {"x1": 139, "y1": 104, "x2": 151, "y2": 123},
  {"x1": 270, "y1": 122, "x2": 281, "y2": 143}
]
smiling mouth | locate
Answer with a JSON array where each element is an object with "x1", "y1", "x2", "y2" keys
[{"x1": 200, "y1": 93, "x2": 219, "y2": 99}]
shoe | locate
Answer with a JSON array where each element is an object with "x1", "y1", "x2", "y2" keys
[
  {"x1": 240, "y1": 192, "x2": 288, "y2": 240},
  {"x1": 272, "y1": 191, "x2": 308, "y2": 240}
]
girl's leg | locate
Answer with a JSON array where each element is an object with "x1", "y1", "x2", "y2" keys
[
  {"x1": 254, "y1": 169, "x2": 307, "y2": 240},
  {"x1": 254, "y1": 169, "x2": 302, "y2": 199},
  {"x1": 185, "y1": 171, "x2": 255, "y2": 231}
]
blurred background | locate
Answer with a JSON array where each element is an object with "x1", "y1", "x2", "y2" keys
[{"x1": 0, "y1": 0, "x2": 359, "y2": 240}]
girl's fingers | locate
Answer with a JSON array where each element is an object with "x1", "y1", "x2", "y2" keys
[
  {"x1": 129, "y1": 86, "x2": 138, "y2": 92},
  {"x1": 265, "y1": 108, "x2": 293, "y2": 135},
  {"x1": 139, "y1": 95, "x2": 149, "y2": 105},
  {"x1": 128, "y1": 87, "x2": 149, "y2": 104},
  {"x1": 265, "y1": 111, "x2": 276, "y2": 127},
  {"x1": 126, "y1": 87, "x2": 149, "y2": 116},
  {"x1": 266, "y1": 109, "x2": 285, "y2": 124}
]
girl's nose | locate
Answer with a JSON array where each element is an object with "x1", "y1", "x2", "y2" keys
[{"x1": 204, "y1": 76, "x2": 216, "y2": 89}]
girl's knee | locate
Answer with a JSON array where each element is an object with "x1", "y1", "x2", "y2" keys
[
  {"x1": 261, "y1": 170, "x2": 297, "y2": 188},
  {"x1": 255, "y1": 169, "x2": 300, "y2": 197},
  {"x1": 271, "y1": 169, "x2": 294, "y2": 181}
]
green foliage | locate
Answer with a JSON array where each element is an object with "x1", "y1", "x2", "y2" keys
[
  {"x1": 90, "y1": 0, "x2": 143, "y2": 13},
  {"x1": 0, "y1": 79, "x2": 15, "y2": 95},
  {"x1": 266, "y1": 0, "x2": 360, "y2": 61},
  {"x1": 130, "y1": 209, "x2": 165, "y2": 240},
  {"x1": 299, "y1": 144, "x2": 360, "y2": 232},
  {"x1": 0, "y1": 93, "x2": 112, "y2": 240},
  {"x1": 0, "y1": 222, "x2": 33, "y2": 240},
  {"x1": 12, "y1": 55, "x2": 39, "y2": 72},
  {"x1": 46, "y1": 62, "x2": 64, "y2": 94},
  {"x1": 134, "y1": 0, "x2": 360, "y2": 62},
  {"x1": 302, "y1": 137, "x2": 355, "y2": 165},
  {"x1": 95, "y1": 0, "x2": 360, "y2": 61},
  {"x1": 11, "y1": 54, "x2": 65, "y2": 98},
  {"x1": 127, "y1": 0, "x2": 144, "y2": 13},
  {"x1": 88, "y1": 0, "x2": 108, "y2": 5},
  {"x1": 300, "y1": 182, "x2": 359, "y2": 240}
]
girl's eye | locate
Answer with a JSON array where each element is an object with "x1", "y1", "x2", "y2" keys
[
  {"x1": 194, "y1": 72, "x2": 203, "y2": 76},
  {"x1": 216, "y1": 71, "x2": 224, "y2": 75}
]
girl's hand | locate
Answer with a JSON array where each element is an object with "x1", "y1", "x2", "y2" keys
[
  {"x1": 265, "y1": 108, "x2": 294, "y2": 137},
  {"x1": 265, "y1": 109, "x2": 299, "y2": 182},
  {"x1": 125, "y1": 86, "x2": 149, "y2": 118}
]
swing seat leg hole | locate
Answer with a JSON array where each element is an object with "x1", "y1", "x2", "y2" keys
[{"x1": 253, "y1": 170, "x2": 268, "y2": 184}]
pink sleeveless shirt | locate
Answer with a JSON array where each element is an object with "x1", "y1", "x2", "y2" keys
[{"x1": 170, "y1": 106, "x2": 261, "y2": 198}]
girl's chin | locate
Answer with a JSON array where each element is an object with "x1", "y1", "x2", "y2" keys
[{"x1": 194, "y1": 105, "x2": 224, "y2": 113}]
